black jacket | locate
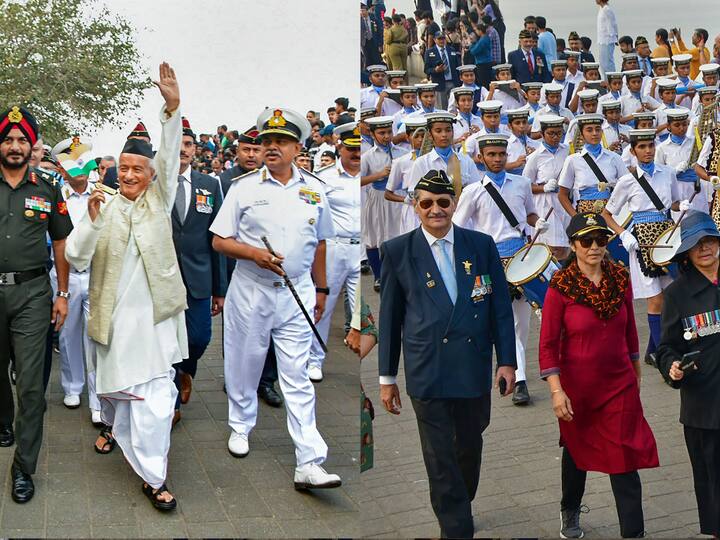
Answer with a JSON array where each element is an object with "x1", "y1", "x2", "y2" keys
[{"x1": 657, "y1": 264, "x2": 720, "y2": 429}]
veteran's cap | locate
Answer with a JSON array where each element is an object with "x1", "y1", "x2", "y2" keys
[
  {"x1": 415, "y1": 169, "x2": 455, "y2": 195},
  {"x1": 566, "y1": 212, "x2": 613, "y2": 238}
]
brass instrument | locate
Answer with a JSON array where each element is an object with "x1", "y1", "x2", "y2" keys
[
  {"x1": 569, "y1": 123, "x2": 584, "y2": 154},
  {"x1": 689, "y1": 95, "x2": 720, "y2": 168}
]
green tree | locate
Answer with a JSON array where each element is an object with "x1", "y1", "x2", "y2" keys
[{"x1": 0, "y1": 0, "x2": 151, "y2": 143}]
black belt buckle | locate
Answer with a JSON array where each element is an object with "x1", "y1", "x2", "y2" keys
[{"x1": 0, "y1": 272, "x2": 16, "y2": 286}]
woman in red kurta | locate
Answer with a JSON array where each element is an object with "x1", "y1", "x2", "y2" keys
[{"x1": 539, "y1": 212, "x2": 659, "y2": 539}]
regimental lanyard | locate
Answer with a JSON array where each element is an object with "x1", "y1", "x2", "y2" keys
[{"x1": 683, "y1": 309, "x2": 720, "y2": 340}]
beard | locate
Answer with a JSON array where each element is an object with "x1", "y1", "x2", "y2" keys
[{"x1": 0, "y1": 149, "x2": 31, "y2": 170}]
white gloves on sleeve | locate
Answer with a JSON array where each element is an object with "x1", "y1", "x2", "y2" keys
[
  {"x1": 543, "y1": 178, "x2": 559, "y2": 193},
  {"x1": 534, "y1": 218, "x2": 549, "y2": 233},
  {"x1": 620, "y1": 230, "x2": 639, "y2": 252},
  {"x1": 674, "y1": 161, "x2": 687, "y2": 174},
  {"x1": 679, "y1": 199, "x2": 691, "y2": 212}
]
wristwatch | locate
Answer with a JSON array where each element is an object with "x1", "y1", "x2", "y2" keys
[
  {"x1": 56, "y1": 291, "x2": 71, "y2": 299},
  {"x1": 315, "y1": 287, "x2": 330, "y2": 295}
]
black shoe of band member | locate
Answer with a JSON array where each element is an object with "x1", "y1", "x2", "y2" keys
[
  {"x1": 361, "y1": 261, "x2": 371, "y2": 275},
  {"x1": 560, "y1": 507, "x2": 585, "y2": 538},
  {"x1": 512, "y1": 380, "x2": 530, "y2": 405},
  {"x1": 644, "y1": 352, "x2": 656, "y2": 367},
  {"x1": 258, "y1": 385, "x2": 283, "y2": 407},
  {"x1": 11, "y1": 465, "x2": 34, "y2": 504},
  {"x1": 373, "y1": 279, "x2": 381, "y2": 292},
  {"x1": 0, "y1": 425, "x2": 14, "y2": 447}
]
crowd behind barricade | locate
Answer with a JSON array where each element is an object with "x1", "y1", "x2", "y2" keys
[{"x1": 362, "y1": 0, "x2": 720, "y2": 537}]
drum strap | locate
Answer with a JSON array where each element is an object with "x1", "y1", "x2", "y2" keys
[
  {"x1": 631, "y1": 170, "x2": 665, "y2": 212},
  {"x1": 483, "y1": 181, "x2": 520, "y2": 228},
  {"x1": 581, "y1": 151, "x2": 610, "y2": 188}
]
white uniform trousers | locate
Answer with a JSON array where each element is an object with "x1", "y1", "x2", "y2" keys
[
  {"x1": 224, "y1": 270, "x2": 328, "y2": 466},
  {"x1": 309, "y1": 240, "x2": 361, "y2": 369},
  {"x1": 100, "y1": 370, "x2": 177, "y2": 489},
  {"x1": 512, "y1": 298, "x2": 531, "y2": 382}
]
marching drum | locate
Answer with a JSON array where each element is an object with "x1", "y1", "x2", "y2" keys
[
  {"x1": 504, "y1": 243, "x2": 561, "y2": 309},
  {"x1": 650, "y1": 225, "x2": 682, "y2": 267},
  {"x1": 607, "y1": 204, "x2": 632, "y2": 266}
]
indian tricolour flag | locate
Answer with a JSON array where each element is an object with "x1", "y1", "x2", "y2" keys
[{"x1": 58, "y1": 150, "x2": 98, "y2": 178}]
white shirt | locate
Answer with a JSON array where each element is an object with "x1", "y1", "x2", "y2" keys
[
  {"x1": 558, "y1": 148, "x2": 628, "y2": 198},
  {"x1": 620, "y1": 92, "x2": 660, "y2": 119},
  {"x1": 421, "y1": 224, "x2": 455, "y2": 278},
  {"x1": 453, "y1": 112, "x2": 483, "y2": 141},
  {"x1": 492, "y1": 86, "x2": 526, "y2": 111},
  {"x1": 654, "y1": 103, "x2": 682, "y2": 139},
  {"x1": 61, "y1": 181, "x2": 94, "y2": 226},
  {"x1": 317, "y1": 160, "x2": 360, "y2": 239},
  {"x1": 697, "y1": 133, "x2": 719, "y2": 170},
  {"x1": 392, "y1": 106, "x2": 419, "y2": 135},
  {"x1": 522, "y1": 142, "x2": 569, "y2": 185},
  {"x1": 447, "y1": 84, "x2": 488, "y2": 114},
  {"x1": 410, "y1": 147, "x2": 482, "y2": 188},
  {"x1": 530, "y1": 105, "x2": 574, "y2": 133},
  {"x1": 605, "y1": 164, "x2": 680, "y2": 214},
  {"x1": 602, "y1": 121, "x2": 631, "y2": 153},
  {"x1": 386, "y1": 151, "x2": 417, "y2": 194},
  {"x1": 465, "y1": 125, "x2": 512, "y2": 157},
  {"x1": 540, "y1": 80, "x2": 575, "y2": 108},
  {"x1": 381, "y1": 97, "x2": 402, "y2": 117},
  {"x1": 209, "y1": 164, "x2": 336, "y2": 279},
  {"x1": 566, "y1": 69, "x2": 585, "y2": 87},
  {"x1": 453, "y1": 173, "x2": 536, "y2": 241},
  {"x1": 177, "y1": 166, "x2": 192, "y2": 220},
  {"x1": 596, "y1": 3, "x2": 618, "y2": 45},
  {"x1": 360, "y1": 86, "x2": 383, "y2": 109},
  {"x1": 507, "y1": 133, "x2": 539, "y2": 171},
  {"x1": 656, "y1": 135, "x2": 695, "y2": 170},
  {"x1": 313, "y1": 141, "x2": 336, "y2": 169},
  {"x1": 361, "y1": 143, "x2": 404, "y2": 179}
]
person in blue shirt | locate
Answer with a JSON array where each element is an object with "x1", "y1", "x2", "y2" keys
[
  {"x1": 469, "y1": 22, "x2": 493, "y2": 89},
  {"x1": 536, "y1": 16, "x2": 557, "y2": 64}
]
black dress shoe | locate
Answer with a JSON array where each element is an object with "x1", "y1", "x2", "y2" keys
[
  {"x1": 373, "y1": 279, "x2": 381, "y2": 292},
  {"x1": 360, "y1": 260, "x2": 371, "y2": 275},
  {"x1": 11, "y1": 466, "x2": 34, "y2": 504},
  {"x1": 644, "y1": 352, "x2": 656, "y2": 367},
  {"x1": 258, "y1": 386, "x2": 283, "y2": 407},
  {"x1": 512, "y1": 381, "x2": 530, "y2": 405},
  {"x1": 0, "y1": 425, "x2": 14, "y2": 447}
]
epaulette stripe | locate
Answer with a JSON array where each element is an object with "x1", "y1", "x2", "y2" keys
[{"x1": 231, "y1": 168, "x2": 259, "y2": 182}]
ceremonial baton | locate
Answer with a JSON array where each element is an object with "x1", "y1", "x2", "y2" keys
[
  {"x1": 261, "y1": 236, "x2": 328, "y2": 353},
  {"x1": 520, "y1": 207, "x2": 554, "y2": 262},
  {"x1": 666, "y1": 190, "x2": 698, "y2": 243}
]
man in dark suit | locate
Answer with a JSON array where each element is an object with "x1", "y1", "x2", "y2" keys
[
  {"x1": 171, "y1": 118, "x2": 228, "y2": 423},
  {"x1": 217, "y1": 129, "x2": 283, "y2": 408},
  {"x1": 378, "y1": 170, "x2": 517, "y2": 538},
  {"x1": 508, "y1": 29, "x2": 552, "y2": 84},
  {"x1": 424, "y1": 32, "x2": 461, "y2": 110}
]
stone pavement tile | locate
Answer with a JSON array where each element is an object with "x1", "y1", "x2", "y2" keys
[
  {"x1": 230, "y1": 517, "x2": 283, "y2": 537},
  {"x1": 46, "y1": 523, "x2": 91, "y2": 538},
  {"x1": 257, "y1": 487, "x2": 316, "y2": 519},
  {"x1": 217, "y1": 485, "x2": 273, "y2": 518},
  {"x1": 91, "y1": 525, "x2": 142, "y2": 538},
  {"x1": 299, "y1": 487, "x2": 358, "y2": 515},
  {"x1": 0, "y1": 529, "x2": 46, "y2": 538},
  {"x1": 374, "y1": 492, "x2": 427, "y2": 515},
  {"x1": 46, "y1": 451, "x2": 84, "y2": 475},
  {"x1": 88, "y1": 493, "x2": 137, "y2": 526},
  {"x1": 387, "y1": 507, "x2": 439, "y2": 531},
  {"x1": 358, "y1": 516, "x2": 398, "y2": 537},
  {"x1": 321, "y1": 512, "x2": 361, "y2": 537},
  {"x1": 186, "y1": 521, "x2": 237, "y2": 538},
  {"x1": 172, "y1": 485, "x2": 228, "y2": 523},
  {"x1": 650, "y1": 490, "x2": 700, "y2": 514},
  {"x1": 46, "y1": 490, "x2": 89, "y2": 525},
  {"x1": 278, "y1": 517, "x2": 332, "y2": 537},
  {"x1": 139, "y1": 517, "x2": 189, "y2": 538},
  {"x1": 1, "y1": 475, "x2": 47, "y2": 530}
]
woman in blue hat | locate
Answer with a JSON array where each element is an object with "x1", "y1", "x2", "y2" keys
[{"x1": 657, "y1": 210, "x2": 720, "y2": 539}]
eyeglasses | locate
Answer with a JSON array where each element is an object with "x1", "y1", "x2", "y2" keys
[
  {"x1": 418, "y1": 197, "x2": 452, "y2": 209},
  {"x1": 577, "y1": 235, "x2": 609, "y2": 248}
]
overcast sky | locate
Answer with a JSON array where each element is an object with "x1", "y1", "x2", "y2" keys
[{"x1": 90, "y1": 0, "x2": 357, "y2": 157}]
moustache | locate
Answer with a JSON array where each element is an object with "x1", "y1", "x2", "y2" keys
[
  {"x1": 265, "y1": 151, "x2": 281, "y2": 157},
  {"x1": 427, "y1": 211, "x2": 447, "y2": 218}
]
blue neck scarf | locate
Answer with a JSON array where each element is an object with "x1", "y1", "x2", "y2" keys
[
  {"x1": 376, "y1": 143, "x2": 391, "y2": 154},
  {"x1": 679, "y1": 76, "x2": 690, "y2": 85},
  {"x1": 530, "y1": 102, "x2": 540, "y2": 111},
  {"x1": 434, "y1": 145, "x2": 454, "y2": 163},
  {"x1": 517, "y1": 134, "x2": 527, "y2": 145},
  {"x1": 422, "y1": 106, "x2": 434, "y2": 114},
  {"x1": 670, "y1": 134, "x2": 685, "y2": 145},
  {"x1": 486, "y1": 170, "x2": 506, "y2": 187},
  {"x1": 460, "y1": 112, "x2": 472, "y2": 124},
  {"x1": 638, "y1": 161, "x2": 655, "y2": 176},
  {"x1": 553, "y1": 79, "x2": 565, "y2": 85},
  {"x1": 584, "y1": 142, "x2": 602, "y2": 158},
  {"x1": 361, "y1": 135, "x2": 374, "y2": 146},
  {"x1": 611, "y1": 90, "x2": 621, "y2": 99},
  {"x1": 484, "y1": 126, "x2": 499, "y2": 134},
  {"x1": 549, "y1": 104, "x2": 560, "y2": 114},
  {"x1": 631, "y1": 91, "x2": 641, "y2": 100},
  {"x1": 404, "y1": 106, "x2": 415, "y2": 113},
  {"x1": 372, "y1": 85, "x2": 385, "y2": 94},
  {"x1": 542, "y1": 141, "x2": 559, "y2": 154}
]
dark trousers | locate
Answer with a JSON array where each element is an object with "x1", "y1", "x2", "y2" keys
[
  {"x1": 411, "y1": 394, "x2": 491, "y2": 539},
  {"x1": 561, "y1": 448, "x2": 645, "y2": 538},
  {"x1": 684, "y1": 425, "x2": 720, "y2": 536},
  {"x1": 0, "y1": 275, "x2": 52, "y2": 474},
  {"x1": 258, "y1": 341, "x2": 278, "y2": 391},
  {"x1": 175, "y1": 295, "x2": 212, "y2": 409}
]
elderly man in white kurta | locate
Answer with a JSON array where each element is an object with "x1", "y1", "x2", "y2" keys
[{"x1": 65, "y1": 63, "x2": 185, "y2": 512}]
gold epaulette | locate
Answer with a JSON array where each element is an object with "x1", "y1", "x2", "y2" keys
[{"x1": 231, "y1": 168, "x2": 259, "y2": 182}]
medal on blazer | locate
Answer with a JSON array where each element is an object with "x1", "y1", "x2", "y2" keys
[
  {"x1": 463, "y1": 260, "x2": 472, "y2": 275},
  {"x1": 682, "y1": 309, "x2": 720, "y2": 340},
  {"x1": 426, "y1": 272, "x2": 436, "y2": 288},
  {"x1": 195, "y1": 191, "x2": 213, "y2": 214}
]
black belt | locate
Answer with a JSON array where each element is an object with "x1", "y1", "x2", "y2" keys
[{"x1": 0, "y1": 267, "x2": 47, "y2": 286}]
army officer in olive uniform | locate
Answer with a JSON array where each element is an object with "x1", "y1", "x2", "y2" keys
[{"x1": 0, "y1": 106, "x2": 73, "y2": 503}]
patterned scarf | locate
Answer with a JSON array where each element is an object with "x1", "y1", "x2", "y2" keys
[{"x1": 549, "y1": 259, "x2": 629, "y2": 319}]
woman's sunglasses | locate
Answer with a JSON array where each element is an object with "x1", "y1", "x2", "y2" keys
[
  {"x1": 418, "y1": 198, "x2": 452, "y2": 210},
  {"x1": 576, "y1": 235, "x2": 609, "y2": 248}
]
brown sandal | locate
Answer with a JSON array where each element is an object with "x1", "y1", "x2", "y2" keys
[{"x1": 94, "y1": 426, "x2": 116, "y2": 454}]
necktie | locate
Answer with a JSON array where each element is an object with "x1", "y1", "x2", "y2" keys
[
  {"x1": 441, "y1": 48, "x2": 451, "y2": 79},
  {"x1": 175, "y1": 175, "x2": 186, "y2": 224},
  {"x1": 526, "y1": 51, "x2": 534, "y2": 75},
  {"x1": 436, "y1": 239, "x2": 457, "y2": 304}
]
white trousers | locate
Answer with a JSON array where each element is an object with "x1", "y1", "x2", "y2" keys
[
  {"x1": 100, "y1": 370, "x2": 177, "y2": 489},
  {"x1": 309, "y1": 240, "x2": 361, "y2": 369},
  {"x1": 512, "y1": 299, "x2": 531, "y2": 382},
  {"x1": 224, "y1": 271, "x2": 328, "y2": 466}
]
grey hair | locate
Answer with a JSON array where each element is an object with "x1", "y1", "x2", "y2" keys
[{"x1": 102, "y1": 155, "x2": 116, "y2": 162}]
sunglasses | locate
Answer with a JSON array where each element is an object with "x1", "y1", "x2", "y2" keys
[
  {"x1": 577, "y1": 235, "x2": 609, "y2": 248},
  {"x1": 418, "y1": 198, "x2": 452, "y2": 210}
]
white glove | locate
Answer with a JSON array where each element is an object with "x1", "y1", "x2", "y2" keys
[
  {"x1": 675, "y1": 161, "x2": 687, "y2": 174},
  {"x1": 534, "y1": 218, "x2": 549, "y2": 233},
  {"x1": 620, "y1": 230, "x2": 639, "y2": 252},
  {"x1": 679, "y1": 199, "x2": 691, "y2": 212},
  {"x1": 543, "y1": 178, "x2": 559, "y2": 193},
  {"x1": 711, "y1": 176, "x2": 720, "y2": 191},
  {"x1": 403, "y1": 194, "x2": 414, "y2": 205}
]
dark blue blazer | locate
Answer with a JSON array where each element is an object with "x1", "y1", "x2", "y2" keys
[
  {"x1": 172, "y1": 169, "x2": 227, "y2": 299},
  {"x1": 379, "y1": 226, "x2": 517, "y2": 399},
  {"x1": 424, "y1": 45, "x2": 461, "y2": 91},
  {"x1": 508, "y1": 48, "x2": 552, "y2": 84}
]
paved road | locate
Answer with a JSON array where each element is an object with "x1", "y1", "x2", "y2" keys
[
  {"x1": 0, "y1": 306, "x2": 360, "y2": 538},
  {"x1": 360, "y1": 276, "x2": 705, "y2": 539}
]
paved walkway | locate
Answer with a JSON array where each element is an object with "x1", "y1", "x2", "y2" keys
[
  {"x1": 360, "y1": 276, "x2": 705, "y2": 538},
  {"x1": 0, "y1": 306, "x2": 360, "y2": 538}
]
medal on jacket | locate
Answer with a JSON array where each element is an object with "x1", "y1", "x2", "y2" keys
[{"x1": 682, "y1": 309, "x2": 720, "y2": 340}]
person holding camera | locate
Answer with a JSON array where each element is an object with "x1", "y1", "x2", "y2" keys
[{"x1": 656, "y1": 210, "x2": 720, "y2": 539}]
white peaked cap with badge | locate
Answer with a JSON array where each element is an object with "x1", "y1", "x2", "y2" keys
[{"x1": 256, "y1": 108, "x2": 311, "y2": 142}]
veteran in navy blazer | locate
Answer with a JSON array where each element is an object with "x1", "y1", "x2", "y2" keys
[
  {"x1": 508, "y1": 30, "x2": 552, "y2": 84},
  {"x1": 378, "y1": 170, "x2": 517, "y2": 539},
  {"x1": 424, "y1": 33, "x2": 461, "y2": 109},
  {"x1": 171, "y1": 119, "x2": 228, "y2": 418}
]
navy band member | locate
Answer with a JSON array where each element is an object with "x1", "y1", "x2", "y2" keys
[
  {"x1": 451, "y1": 87, "x2": 482, "y2": 149},
  {"x1": 530, "y1": 83, "x2": 574, "y2": 139},
  {"x1": 453, "y1": 133, "x2": 549, "y2": 405},
  {"x1": 563, "y1": 90, "x2": 601, "y2": 151},
  {"x1": 390, "y1": 85, "x2": 419, "y2": 151},
  {"x1": 210, "y1": 107, "x2": 342, "y2": 489},
  {"x1": 446, "y1": 64, "x2": 488, "y2": 115},
  {"x1": 360, "y1": 64, "x2": 388, "y2": 109},
  {"x1": 0, "y1": 106, "x2": 73, "y2": 503},
  {"x1": 465, "y1": 100, "x2": 512, "y2": 162},
  {"x1": 378, "y1": 169, "x2": 517, "y2": 538},
  {"x1": 600, "y1": 99, "x2": 631, "y2": 154},
  {"x1": 505, "y1": 107, "x2": 539, "y2": 175}
]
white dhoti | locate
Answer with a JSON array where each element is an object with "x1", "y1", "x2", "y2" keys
[
  {"x1": 224, "y1": 269, "x2": 328, "y2": 466},
  {"x1": 100, "y1": 371, "x2": 177, "y2": 489},
  {"x1": 362, "y1": 187, "x2": 403, "y2": 247},
  {"x1": 512, "y1": 299, "x2": 531, "y2": 382},
  {"x1": 309, "y1": 240, "x2": 361, "y2": 369}
]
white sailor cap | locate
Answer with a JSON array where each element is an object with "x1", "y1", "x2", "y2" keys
[
  {"x1": 386, "y1": 70, "x2": 406, "y2": 78},
  {"x1": 577, "y1": 89, "x2": 600, "y2": 101},
  {"x1": 657, "y1": 78, "x2": 679, "y2": 90},
  {"x1": 576, "y1": 113, "x2": 605, "y2": 126},
  {"x1": 366, "y1": 64, "x2": 387, "y2": 73},
  {"x1": 672, "y1": 54, "x2": 692, "y2": 65},
  {"x1": 550, "y1": 59, "x2": 568, "y2": 68},
  {"x1": 475, "y1": 133, "x2": 509, "y2": 149},
  {"x1": 398, "y1": 85, "x2": 417, "y2": 94},
  {"x1": 476, "y1": 100, "x2": 503, "y2": 114},
  {"x1": 415, "y1": 82, "x2": 438, "y2": 93},
  {"x1": 622, "y1": 52, "x2": 639, "y2": 61},
  {"x1": 457, "y1": 64, "x2": 477, "y2": 72},
  {"x1": 543, "y1": 82, "x2": 564, "y2": 93},
  {"x1": 360, "y1": 107, "x2": 376, "y2": 120},
  {"x1": 601, "y1": 99, "x2": 622, "y2": 111},
  {"x1": 665, "y1": 107, "x2": 691, "y2": 121},
  {"x1": 365, "y1": 116, "x2": 394, "y2": 129},
  {"x1": 451, "y1": 86, "x2": 475, "y2": 98},
  {"x1": 522, "y1": 82, "x2": 544, "y2": 91},
  {"x1": 651, "y1": 57, "x2": 671, "y2": 65},
  {"x1": 563, "y1": 50, "x2": 581, "y2": 58},
  {"x1": 698, "y1": 85, "x2": 719, "y2": 95},
  {"x1": 537, "y1": 114, "x2": 566, "y2": 128},
  {"x1": 582, "y1": 62, "x2": 600, "y2": 71},
  {"x1": 506, "y1": 106, "x2": 530, "y2": 120},
  {"x1": 605, "y1": 71, "x2": 624, "y2": 80},
  {"x1": 623, "y1": 69, "x2": 644, "y2": 79},
  {"x1": 628, "y1": 128, "x2": 657, "y2": 142},
  {"x1": 492, "y1": 63, "x2": 512, "y2": 72},
  {"x1": 700, "y1": 63, "x2": 720, "y2": 75},
  {"x1": 425, "y1": 111, "x2": 456, "y2": 125},
  {"x1": 632, "y1": 111, "x2": 656, "y2": 123},
  {"x1": 404, "y1": 116, "x2": 427, "y2": 129}
]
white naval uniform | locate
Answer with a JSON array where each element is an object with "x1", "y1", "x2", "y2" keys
[
  {"x1": 309, "y1": 161, "x2": 361, "y2": 371},
  {"x1": 381, "y1": 96, "x2": 402, "y2": 117},
  {"x1": 622, "y1": 144, "x2": 639, "y2": 169},
  {"x1": 360, "y1": 86, "x2": 383, "y2": 109},
  {"x1": 566, "y1": 69, "x2": 586, "y2": 87},
  {"x1": 453, "y1": 112, "x2": 483, "y2": 144},
  {"x1": 530, "y1": 105, "x2": 574, "y2": 134},
  {"x1": 491, "y1": 86, "x2": 526, "y2": 111},
  {"x1": 599, "y1": 90, "x2": 624, "y2": 106},
  {"x1": 464, "y1": 125, "x2": 513, "y2": 158},
  {"x1": 385, "y1": 150, "x2": 420, "y2": 234},
  {"x1": 452, "y1": 173, "x2": 536, "y2": 382},
  {"x1": 675, "y1": 77, "x2": 697, "y2": 109},
  {"x1": 209, "y1": 164, "x2": 335, "y2": 467},
  {"x1": 409, "y1": 147, "x2": 482, "y2": 191},
  {"x1": 540, "y1": 79, "x2": 575, "y2": 108},
  {"x1": 506, "y1": 133, "x2": 539, "y2": 173},
  {"x1": 362, "y1": 143, "x2": 408, "y2": 247},
  {"x1": 620, "y1": 92, "x2": 660, "y2": 119},
  {"x1": 313, "y1": 141, "x2": 336, "y2": 170},
  {"x1": 391, "y1": 106, "x2": 419, "y2": 154},
  {"x1": 522, "y1": 142, "x2": 571, "y2": 246},
  {"x1": 605, "y1": 164, "x2": 679, "y2": 298},
  {"x1": 558, "y1": 147, "x2": 628, "y2": 201},
  {"x1": 447, "y1": 84, "x2": 488, "y2": 114},
  {"x1": 655, "y1": 135, "x2": 710, "y2": 215},
  {"x1": 50, "y1": 182, "x2": 100, "y2": 411},
  {"x1": 654, "y1": 103, "x2": 682, "y2": 140},
  {"x1": 602, "y1": 120, "x2": 631, "y2": 153}
]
